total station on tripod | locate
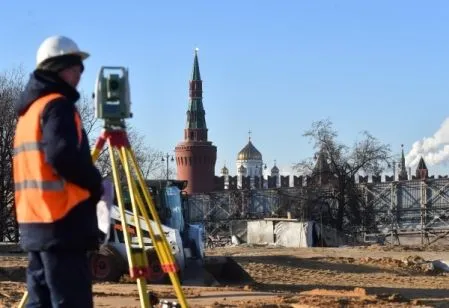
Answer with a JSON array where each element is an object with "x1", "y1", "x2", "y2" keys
[{"x1": 93, "y1": 66, "x2": 133, "y2": 125}]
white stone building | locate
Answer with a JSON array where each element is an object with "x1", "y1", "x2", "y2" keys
[{"x1": 219, "y1": 133, "x2": 281, "y2": 189}]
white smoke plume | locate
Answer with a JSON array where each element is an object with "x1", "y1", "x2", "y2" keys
[{"x1": 405, "y1": 117, "x2": 449, "y2": 168}]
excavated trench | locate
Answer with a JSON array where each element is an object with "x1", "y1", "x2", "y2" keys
[
  {"x1": 201, "y1": 256, "x2": 254, "y2": 285},
  {"x1": 0, "y1": 266, "x2": 26, "y2": 282}
]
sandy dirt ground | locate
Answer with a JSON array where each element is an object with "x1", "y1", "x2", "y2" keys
[{"x1": 1, "y1": 244, "x2": 449, "y2": 307}]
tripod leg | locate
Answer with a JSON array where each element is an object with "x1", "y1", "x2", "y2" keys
[
  {"x1": 116, "y1": 150, "x2": 165, "y2": 266},
  {"x1": 17, "y1": 291, "x2": 28, "y2": 308},
  {"x1": 107, "y1": 142, "x2": 136, "y2": 284},
  {"x1": 117, "y1": 148, "x2": 172, "y2": 283},
  {"x1": 132, "y1": 185, "x2": 166, "y2": 267},
  {"x1": 117, "y1": 148, "x2": 178, "y2": 291},
  {"x1": 125, "y1": 147, "x2": 188, "y2": 308},
  {"x1": 91, "y1": 133, "x2": 107, "y2": 163},
  {"x1": 118, "y1": 146, "x2": 151, "y2": 308},
  {"x1": 116, "y1": 147, "x2": 169, "y2": 268}
]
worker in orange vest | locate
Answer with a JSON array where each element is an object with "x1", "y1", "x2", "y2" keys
[{"x1": 13, "y1": 35, "x2": 104, "y2": 307}]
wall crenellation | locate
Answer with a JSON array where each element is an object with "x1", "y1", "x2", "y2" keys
[{"x1": 211, "y1": 173, "x2": 449, "y2": 191}]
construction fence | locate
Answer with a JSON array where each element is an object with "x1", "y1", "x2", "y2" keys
[{"x1": 185, "y1": 177, "x2": 449, "y2": 247}]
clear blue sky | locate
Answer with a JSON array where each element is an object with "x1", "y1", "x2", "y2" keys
[{"x1": 2, "y1": 1, "x2": 449, "y2": 176}]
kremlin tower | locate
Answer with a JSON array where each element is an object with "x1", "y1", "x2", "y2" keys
[{"x1": 175, "y1": 49, "x2": 217, "y2": 194}]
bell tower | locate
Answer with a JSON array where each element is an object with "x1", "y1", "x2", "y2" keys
[{"x1": 175, "y1": 49, "x2": 217, "y2": 194}]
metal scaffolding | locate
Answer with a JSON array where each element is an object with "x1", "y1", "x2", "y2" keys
[{"x1": 186, "y1": 177, "x2": 449, "y2": 247}]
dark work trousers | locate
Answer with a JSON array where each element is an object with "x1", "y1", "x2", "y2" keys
[{"x1": 26, "y1": 250, "x2": 93, "y2": 308}]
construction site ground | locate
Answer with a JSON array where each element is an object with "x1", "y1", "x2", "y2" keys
[{"x1": 1, "y1": 243, "x2": 449, "y2": 307}]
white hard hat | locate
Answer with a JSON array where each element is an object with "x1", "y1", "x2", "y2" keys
[{"x1": 36, "y1": 35, "x2": 89, "y2": 67}]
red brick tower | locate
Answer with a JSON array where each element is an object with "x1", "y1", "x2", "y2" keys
[{"x1": 175, "y1": 49, "x2": 217, "y2": 194}]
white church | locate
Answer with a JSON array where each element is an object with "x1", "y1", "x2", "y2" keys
[{"x1": 219, "y1": 134, "x2": 281, "y2": 189}]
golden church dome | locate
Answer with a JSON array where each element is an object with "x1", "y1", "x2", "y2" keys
[{"x1": 237, "y1": 140, "x2": 262, "y2": 161}]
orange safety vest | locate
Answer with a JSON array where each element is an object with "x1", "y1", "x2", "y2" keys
[{"x1": 13, "y1": 93, "x2": 91, "y2": 224}]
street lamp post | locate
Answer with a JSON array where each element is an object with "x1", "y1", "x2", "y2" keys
[{"x1": 161, "y1": 153, "x2": 174, "y2": 181}]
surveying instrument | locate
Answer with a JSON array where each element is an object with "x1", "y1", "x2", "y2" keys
[{"x1": 17, "y1": 67, "x2": 188, "y2": 308}]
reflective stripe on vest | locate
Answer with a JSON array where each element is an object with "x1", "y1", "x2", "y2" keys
[
  {"x1": 13, "y1": 141, "x2": 44, "y2": 155},
  {"x1": 13, "y1": 93, "x2": 91, "y2": 223}
]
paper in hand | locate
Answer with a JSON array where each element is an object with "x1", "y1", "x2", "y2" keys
[{"x1": 97, "y1": 178, "x2": 115, "y2": 236}]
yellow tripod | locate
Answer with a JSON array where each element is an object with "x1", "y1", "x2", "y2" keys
[{"x1": 18, "y1": 127, "x2": 188, "y2": 308}]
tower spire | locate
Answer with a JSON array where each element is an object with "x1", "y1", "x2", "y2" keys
[
  {"x1": 416, "y1": 156, "x2": 428, "y2": 179},
  {"x1": 191, "y1": 48, "x2": 201, "y2": 81},
  {"x1": 185, "y1": 48, "x2": 207, "y2": 140},
  {"x1": 398, "y1": 144, "x2": 408, "y2": 181}
]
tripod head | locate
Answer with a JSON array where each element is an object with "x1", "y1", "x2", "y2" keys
[{"x1": 94, "y1": 66, "x2": 133, "y2": 128}]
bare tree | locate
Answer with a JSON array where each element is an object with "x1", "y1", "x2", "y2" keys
[
  {"x1": 0, "y1": 67, "x2": 25, "y2": 241},
  {"x1": 75, "y1": 96, "x2": 167, "y2": 180},
  {"x1": 77, "y1": 90, "x2": 100, "y2": 136},
  {"x1": 294, "y1": 118, "x2": 392, "y2": 231},
  {"x1": 127, "y1": 126, "x2": 168, "y2": 180},
  {"x1": 92, "y1": 124, "x2": 167, "y2": 180}
]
